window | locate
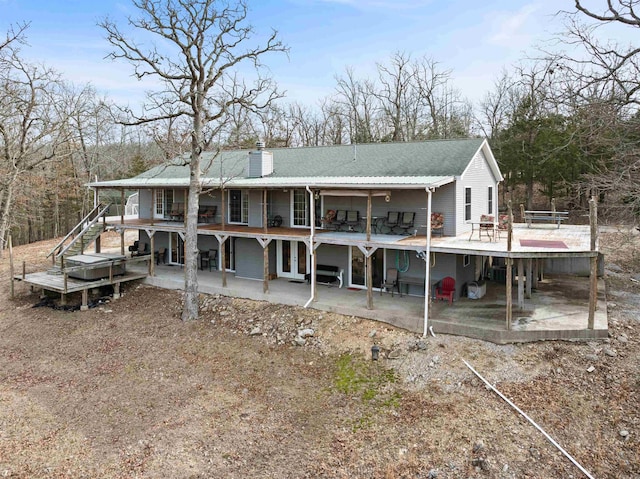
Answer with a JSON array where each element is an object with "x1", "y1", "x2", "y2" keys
[
  {"x1": 155, "y1": 189, "x2": 174, "y2": 218},
  {"x1": 292, "y1": 189, "x2": 309, "y2": 227},
  {"x1": 488, "y1": 186, "x2": 493, "y2": 215},
  {"x1": 228, "y1": 189, "x2": 248, "y2": 224},
  {"x1": 465, "y1": 187, "x2": 471, "y2": 221}
]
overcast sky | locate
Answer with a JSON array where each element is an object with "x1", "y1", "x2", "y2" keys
[{"x1": 0, "y1": 0, "x2": 613, "y2": 110}]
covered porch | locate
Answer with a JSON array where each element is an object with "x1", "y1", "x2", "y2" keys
[{"x1": 131, "y1": 261, "x2": 608, "y2": 344}]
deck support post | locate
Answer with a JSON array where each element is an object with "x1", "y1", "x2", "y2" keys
[
  {"x1": 588, "y1": 196, "x2": 598, "y2": 329},
  {"x1": 526, "y1": 258, "x2": 532, "y2": 298},
  {"x1": 60, "y1": 293, "x2": 67, "y2": 306},
  {"x1": 532, "y1": 259, "x2": 539, "y2": 289},
  {"x1": 366, "y1": 190, "x2": 372, "y2": 242},
  {"x1": 263, "y1": 189, "x2": 269, "y2": 294},
  {"x1": 9, "y1": 235, "x2": 14, "y2": 299},
  {"x1": 366, "y1": 254, "x2": 373, "y2": 310},
  {"x1": 81, "y1": 289, "x2": 89, "y2": 311},
  {"x1": 120, "y1": 189, "x2": 125, "y2": 256},
  {"x1": 150, "y1": 234, "x2": 155, "y2": 277},
  {"x1": 517, "y1": 258, "x2": 524, "y2": 310},
  {"x1": 113, "y1": 282, "x2": 121, "y2": 299},
  {"x1": 506, "y1": 257, "x2": 512, "y2": 330},
  {"x1": 215, "y1": 234, "x2": 229, "y2": 288}
]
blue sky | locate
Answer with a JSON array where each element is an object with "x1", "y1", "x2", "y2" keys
[{"x1": 0, "y1": 0, "x2": 591, "y2": 109}]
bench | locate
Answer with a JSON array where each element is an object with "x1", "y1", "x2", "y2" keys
[
  {"x1": 305, "y1": 264, "x2": 343, "y2": 288},
  {"x1": 524, "y1": 210, "x2": 569, "y2": 228}
]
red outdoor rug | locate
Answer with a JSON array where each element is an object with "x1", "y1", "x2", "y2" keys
[{"x1": 520, "y1": 239, "x2": 568, "y2": 249}]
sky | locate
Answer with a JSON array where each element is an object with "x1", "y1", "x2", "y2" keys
[{"x1": 0, "y1": 0, "x2": 621, "y2": 110}]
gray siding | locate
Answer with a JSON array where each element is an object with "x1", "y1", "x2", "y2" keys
[
  {"x1": 315, "y1": 244, "x2": 349, "y2": 275},
  {"x1": 139, "y1": 190, "x2": 153, "y2": 219},
  {"x1": 234, "y1": 238, "x2": 264, "y2": 280},
  {"x1": 456, "y1": 147, "x2": 500, "y2": 236},
  {"x1": 248, "y1": 190, "x2": 264, "y2": 227}
]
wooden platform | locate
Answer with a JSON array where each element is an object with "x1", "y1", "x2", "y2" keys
[
  {"x1": 14, "y1": 270, "x2": 148, "y2": 294},
  {"x1": 13, "y1": 256, "x2": 150, "y2": 310}
]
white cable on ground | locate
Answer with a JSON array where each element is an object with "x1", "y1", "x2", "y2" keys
[
  {"x1": 429, "y1": 326, "x2": 435, "y2": 337},
  {"x1": 462, "y1": 359, "x2": 595, "y2": 479}
]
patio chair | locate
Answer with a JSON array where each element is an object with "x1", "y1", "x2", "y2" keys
[
  {"x1": 128, "y1": 240, "x2": 140, "y2": 256},
  {"x1": 380, "y1": 268, "x2": 399, "y2": 296},
  {"x1": 345, "y1": 210, "x2": 360, "y2": 232},
  {"x1": 431, "y1": 212, "x2": 444, "y2": 237},
  {"x1": 334, "y1": 210, "x2": 347, "y2": 230},
  {"x1": 496, "y1": 214, "x2": 509, "y2": 239},
  {"x1": 322, "y1": 209, "x2": 336, "y2": 229},
  {"x1": 154, "y1": 247, "x2": 167, "y2": 265},
  {"x1": 435, "y1": 276, "x2": 455, "y2": 305},
  {"x1": 170, "y1": 203, "x2": 184, "y2": 221},
  {"x1": 199, "y1": 249, "x2": 218, "y2": 271},
  {"x1": 198, "y1": 205, "x2": 217, "y2": 223},
  {"x1": 479, "y1": 214, "x2": 495, "y2": 240},
  {"x1": 398, "y1": 212, "x2": 416, "y2": 235},
  {"x1": 382, "y1": 211, "x2": 400, "y2": 234}
]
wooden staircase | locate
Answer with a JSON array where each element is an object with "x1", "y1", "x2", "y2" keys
[{"x1": 47, "y1": 203, "x2": 112, "y2": 270}]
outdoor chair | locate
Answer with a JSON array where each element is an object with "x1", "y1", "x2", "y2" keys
[
  {"x1": 155, "y1": 247, "x2": 167, "y2": 265},
  {"x1": 198, "y1": 205, "x2": 217, "y2": 223},
  {"x1": 380, "y1": 268, "x2": 399, "y2": 296},
  {"x1": 383, "y1": 211, "x2": 400, "y2": 234},
  {"x1": 479, "y1": 214, "x2": 495, "y2": 240},
  {"x1": 199, "y1": 249, "x2": 218, "y2": 271},
  {"x1": 496, "y1": 214, "x2": 509, "y2": 239},
  {"x1": 128, "y1": 240, "x2": 140, "y2": 256},
  {"x1": 345, "y1": 210, "x2": 360, "y2": 232},
  {"x1": 268, "y1": 215, "x2": 283, "y2": 227},
  {"x1": 322, "y1": 209, "x2": 336, "y2": 229},
  {"x1": 398, "y1": 212, "x2": 416, "y2": 235},
  {"x1": 431, "y1": 212, "x2": 444, "y2": 237},
  {"x1": 132, "y1": 242, "x2": 150, "y2": 257},
  {"x1": 334, "y1": 210, "x2": 347, "y2": 230},
  {"x1": 169, "y1": 203, "x2": 184, "y2": 221},
  {"x1": 435, "y1": 276, "x2": 456, "y2": 305}
]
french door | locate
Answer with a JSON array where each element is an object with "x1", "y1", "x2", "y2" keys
[
  {"x1": 277, "y1": 240, "x2": 307, "y2": 280},
  {"x1": 169, "y1": 232, "x2": 184, "y2": 265},
  {"x1": 349, "y1": 246, "x2": 384, "y2": 289}
]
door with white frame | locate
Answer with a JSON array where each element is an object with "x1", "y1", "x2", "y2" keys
[
  {"x1": 154, "y1": 189, "x2": 174, "y2": 219},
  {"x1": 277, "y1": 240, "x2": 308, "y2": 280},
  {"x1": 349, "y1": 246, "x2": 385, "y2": 290},
  {"x1": 169, "y1": 232, "x2": 184, "y2": 265}
]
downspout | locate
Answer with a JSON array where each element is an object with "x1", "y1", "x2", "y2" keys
[
  {"x1": 304, "y1": 186, "x2": 316, "y2": 308},
  {"x1": 423, "y1": 187, "x2": 433, "y2": 337}
]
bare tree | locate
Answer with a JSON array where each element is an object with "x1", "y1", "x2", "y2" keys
[
  {"x1": 100, "y1": 0, "x2": 286, "y2": 321},
  {"x1": 0, "y1": 50, "x2": 73, "y2": 255}
]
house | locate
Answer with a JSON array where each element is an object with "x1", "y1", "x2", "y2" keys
[{"x1": 82, "y1": 138, "x2": 606, "y2": 343}]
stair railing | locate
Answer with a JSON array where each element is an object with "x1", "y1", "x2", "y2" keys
[{"x1": 47, "y1": 203, "x2": 112, "y2": 264}]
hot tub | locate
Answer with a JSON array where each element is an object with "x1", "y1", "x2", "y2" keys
[{"x1": 66, "y1": 253, "x2": 126, "y2": 280}]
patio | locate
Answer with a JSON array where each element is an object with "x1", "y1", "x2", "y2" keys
[{"x1": 132, "y1": 262, "x2": 608, "y2": 344}]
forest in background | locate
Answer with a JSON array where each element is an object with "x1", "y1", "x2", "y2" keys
[{"x1": 1, "y1": 1, "x2": 639, "y2": 249}]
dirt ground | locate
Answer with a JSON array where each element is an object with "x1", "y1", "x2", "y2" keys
[{"x1": 0, "y1": 230, "x2": 638, "y2": 478}]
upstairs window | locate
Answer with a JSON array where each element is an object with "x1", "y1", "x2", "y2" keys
[
  {"x1": 465, "y1": 187, "x2": 471, "y2": 221},
  {"x1": 488, "y1": 186, "x2": 493, "y2": 215},
  {"x1": 292, "y1": 189, "x2": 309, "y2": 227},
  {"x1": 229, "y1": 189, "x2": 248, "y2": 224}
]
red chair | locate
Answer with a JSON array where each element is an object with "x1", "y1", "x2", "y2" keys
[{"x1": 435, "y1": 276, "x2": 456, "y2": 305}]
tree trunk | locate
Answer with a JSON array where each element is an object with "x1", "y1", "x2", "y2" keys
[
  {"x1": 0, "y1": 170, "x2": 19, "y2": 258},
  {"x1": 181, "y1": 127, "x2": 202, "y2": 321}
]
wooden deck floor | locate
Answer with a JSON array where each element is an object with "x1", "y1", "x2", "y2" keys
[{"x1": 14, "y1": 270, "x2": 148, "y2": 294}]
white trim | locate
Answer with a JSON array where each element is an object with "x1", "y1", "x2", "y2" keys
[
  {"x1": 348, "y1": 245, "x2": 385, "y2": 290},
  {"x1": 290, "y1": 189, "x2": 309, "y2": 228}
]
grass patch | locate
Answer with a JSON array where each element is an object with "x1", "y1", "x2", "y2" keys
[{"x1": 332, "y1": 353, "x2": 400, "y2": 430}]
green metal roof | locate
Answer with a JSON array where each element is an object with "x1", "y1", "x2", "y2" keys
[{"x1": 92, "y1": 138, "x2": 488, "y2": 188}]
